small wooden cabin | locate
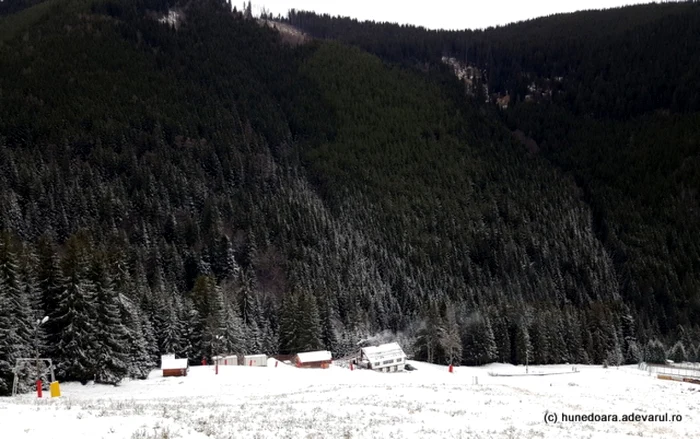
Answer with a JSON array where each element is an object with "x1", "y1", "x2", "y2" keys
[
  {"x1": 161, "y1": 354, "x2": 189, "y2": 377},
  {"x1": 294, "y1": 350, "x2": 332, "y2": 369},
  {"x1": 358, "y1": 342, "x2": 406, "y2": 372}
]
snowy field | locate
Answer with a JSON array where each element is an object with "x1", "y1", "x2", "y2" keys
[{"x1": 2, "y1": 359, "x2": 698, "y2": 439}]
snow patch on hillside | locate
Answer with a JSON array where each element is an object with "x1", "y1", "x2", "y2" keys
[
  {"x1": 158, "y1": 9, "x2": 182, "y2": 28},
  {"x1": 258, "y1": 19, "x2": 310, "y2": 44}
]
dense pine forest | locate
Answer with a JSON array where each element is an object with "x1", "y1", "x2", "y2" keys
[{"x1": 1, "y1": 0, "x2": 699, "y2": 394}]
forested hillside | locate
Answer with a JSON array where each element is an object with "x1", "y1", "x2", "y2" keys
[
  {"x1": 1, "y1": 0, "x2": 698, "y2": 394},
  {"x1": 284, "y1": 2, "x2": 700, "y2": 357}
]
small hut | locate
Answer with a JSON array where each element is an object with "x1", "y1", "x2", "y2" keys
[
  {"x1": 213, "y1": 354, "x2": 239, "y2": 366},
  {"x1": 243, "y1": 354, "x2": 267, "y2": 367},
  {"x1": 294, "y1": 350, "x2": 332, "y2": 369},
  {"x1": 161, "y1": 354, "x2": 189, "y2": 377}
]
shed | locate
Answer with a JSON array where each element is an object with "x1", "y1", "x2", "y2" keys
[
  {"x1": 161, "y1": 354, "x2": 189, "y2": 377},
  {"x1": 214, "y1": 355, "x2": 239, "y2": 366},
  {"x1": 243, "y1": 354, "x2": 267, "y2": 367},
  {"x1": 359, "y1": 342, "x2": 406, "y2": 372},
  {"x1": 294, "y1": 350, "x2": 332, "y2": 369}
]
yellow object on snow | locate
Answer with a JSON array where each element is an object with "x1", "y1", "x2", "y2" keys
[{"x1": 50, "y1": 381, "x2": 61, "y2": 397}]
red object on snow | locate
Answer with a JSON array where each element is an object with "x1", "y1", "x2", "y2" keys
[
  {"x1": 201, "y1": 357, "x2": 206, "y2": 366},
  {"x1": 215, "y1": 363, "x2": 219, "y2": 375},
  {"x1": 249, "y1": 360, "x2": 252, "y2": 366},
  {"x1": 448, "y1": 364, "x2": 454, "y2": 373},
  {"x1": 36, "y1": 380, "x2": 42, "y2": 398},
  {"x1": 275, "y1": 361, "x2": 278, "y2": 368}
]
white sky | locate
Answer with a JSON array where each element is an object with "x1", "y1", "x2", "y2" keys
[{"x1": 249, "y1": 0, "x2": 660, "y2": 30}]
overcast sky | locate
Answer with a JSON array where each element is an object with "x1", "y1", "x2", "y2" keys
[{"x1": 250, "y1": 0, "x2": 659, "y2": 30}]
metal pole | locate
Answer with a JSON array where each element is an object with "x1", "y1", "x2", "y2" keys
[{"x1": 34, "y1": 320, "x2": 41, "y2": 397}]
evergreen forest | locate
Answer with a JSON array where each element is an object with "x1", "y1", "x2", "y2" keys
[{"x1": 0, "y1": 0, "x2": 698, "y2": 394}]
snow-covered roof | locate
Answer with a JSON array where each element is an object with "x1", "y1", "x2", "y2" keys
[
  {"x1": 296, "y1": 350, "x2": 332, "y2": 363},
  {"x1": 361, "y1": 343, "x2": 405, "y2": 363},
  {"x1": 161, "y1": 358, "x2": 188, "y2": 370},
  {"x1": 243, "y1": 354, "x2": 267, "y2": 359}
]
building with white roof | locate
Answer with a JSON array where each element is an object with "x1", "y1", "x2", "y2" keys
[
  {"x1": 294, "y1": 350, "x2": 332, "y2": 369},
  {"x1": 358, "y1": 342, "x2": 406, "y2": 372},
  {"x1": 161, "y1": 354, "x2": 189, "y2": 377}
]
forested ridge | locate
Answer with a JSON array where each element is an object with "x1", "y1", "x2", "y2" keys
[{"x1": 0, "y1": 0, "x2": 698, "y2": 394}]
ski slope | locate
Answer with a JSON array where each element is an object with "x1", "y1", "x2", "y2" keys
[{"x1": 1, "y1": 359, "x2": 697, "y2": 438}]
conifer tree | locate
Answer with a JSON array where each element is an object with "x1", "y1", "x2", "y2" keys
[
  {"x1": 278, "y1": 292, "x2": 299, "y2": 354},
  {"x1": 296, "y1": 290, "x2": 322, "y2": 352},
  {"x1": 644, "y1": 339, "x2": 666, "y2": 364},
  {"x1": 668, "y1": 341, "x2": 687, "y2": 363},
  {"x1": 514, "y1": 320, "x2": 532, "y2": 366},
  {"x1": 439, "y1": 307, "x2": 462, "y2": 365},
  {"x1": 490, "y1": 312, "x2": 511, "y2": 363},
  {"x1": 223, "y1": 304, "x2": 246, "y2": 355},
  {"x1": 118, "y1": 295, "x2": 154, "y2": 379},
  {"x1": 461, "y1": 311, "x2": 496, "y2": 366},
  {"x1": 319, "y1": 294, "x2": 339, "y2": 354},
  {"x1": 90, "y1": 255, "x2": 129, "y2": 384},
  {"x1": 0, "y1": 233, "x2": 33, "y2": 395},
  {"x1": 53, "y1": 234, "x2": 99, "y2": 383},
  {"x1": 179, "y1": 297, "x2": 203, "y2": 361}
]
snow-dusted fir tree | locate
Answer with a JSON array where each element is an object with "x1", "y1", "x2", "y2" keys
[
  {"x1": 159, "y1": 297, "x2": 184, "y2": 357},
  {"x1": 490, "y1": 312, "x2": 511, "y2": 363},
  {"x1": 90, "y1": 255, "x2": 129, "y2": 385},
  {"x1": 179, "y1": 298, "x2": 203, "y2": 362},
  {"x1": 117, "y1": 294, "x2": 154, "y2": 379},
  {"x1": 259, "y1": 319, "x2": 278, "y2": 355},
  {"x1": 460, "y1": 311, "x2": 496, "y2": 366},
  {"x1": 223, "y1": 304, "x2": 246, "y2": 355},
  {"x1": 246, "y1": 320, "x2": 262, "y2": 353},
  {"x1": 319, "y1": 296, "x2": 339, "y2": 354},
  {"x1": 53, "y1": 235, "x2": 99, "y2": 383},
  {"x1": 668, "y1": 341, "x2": 687, "y2": 363},
  {"x1": 439, "y1": 307, "x2": 462, "y2": 365},
  {"x1": 296, "y1": 290, "x2": 322, "y2": 352},
  {"x1": 515, "y1": 320, "x2": 533, "y2": 366},
  {"x1": 278, "y1": 292, "x2": 299, "y2": 354},
  {"x1": 18, "y1": 243, "x2": 45, "y2": 353},
  {"x1": 606, "y1": 331, "x2": 624, "y2": 367},
  {"x1": 36, "y1": 236, "x2": 66, "y2": 361},
  {"x1": 0, "y1": 233, "x2": 33, "y2": 395},
  {"x1": 644, "y1": 339, "x2": 666, "y2": 364}
]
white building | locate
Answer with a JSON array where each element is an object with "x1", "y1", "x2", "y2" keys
[
  {"x1": 243, "y1": 354, "x2": 267, "y2": 367},
  {"x1": 358, "y1": 342, "x2": 406, "y2": 372},
  {"x1": 213, "y1": 354, "x2": 239, "y2": 366}
]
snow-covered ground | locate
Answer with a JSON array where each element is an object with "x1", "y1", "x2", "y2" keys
[{"x1": 2, "y1": 359, "x2": 698, "y2": 438}]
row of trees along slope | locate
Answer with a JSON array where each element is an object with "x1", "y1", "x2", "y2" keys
[{"x1": 1, "y1": 0, "x2": 699, "y2": 394}]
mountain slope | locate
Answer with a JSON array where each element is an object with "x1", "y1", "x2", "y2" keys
[
  {"x1": 0, "y1": 0, "x2": 698, "y2": 393},
  {"x1": 282, "y1": 4, "x2": 700, "y2": 347}
]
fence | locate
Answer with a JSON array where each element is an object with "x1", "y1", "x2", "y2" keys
[{"x1": 639, "y1": 362, "x2": 700, "y2": 385}]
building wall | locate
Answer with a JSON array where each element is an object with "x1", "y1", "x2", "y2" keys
[
  {"x1": 163, "y1": 368, "x2": 187, "y2": 377},
  {"x1": 295, "y1": 359, "x2": 331, "y2": 369}
]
